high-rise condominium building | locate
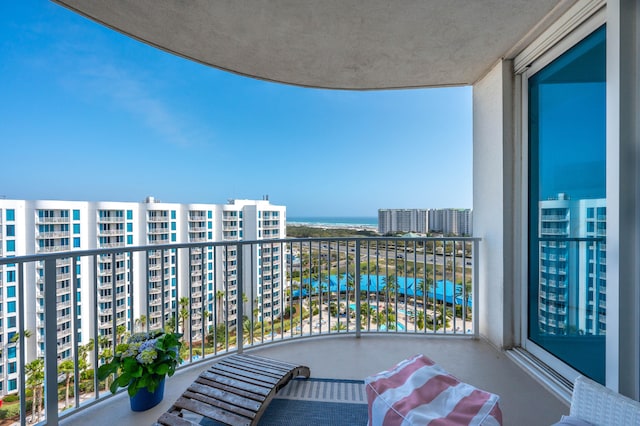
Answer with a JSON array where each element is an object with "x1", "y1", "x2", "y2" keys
[
  {"x1": 378, "y1": 208, "x2": 472, "y2": 236},
  {"x1": 0, "y1": 197, "x2": 285, "y2": 394},
  {"x1": 537, "y1": 193, "x2": 606, "y2": 337}
]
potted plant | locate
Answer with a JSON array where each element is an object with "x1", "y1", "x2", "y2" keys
[{"x1": 97, "y1": 330, "x2": 182, "y2": 411}]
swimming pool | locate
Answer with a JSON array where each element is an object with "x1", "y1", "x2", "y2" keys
[{"x1": 379, "y1": 322, "x2": 405, "y2": 331}]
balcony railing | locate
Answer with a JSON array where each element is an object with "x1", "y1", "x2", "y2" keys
[{"x1": 0, "y1": 236, "x2": 479, "y2": 425}]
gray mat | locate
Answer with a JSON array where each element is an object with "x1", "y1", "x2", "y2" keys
[{"x1": 200, "y1": 378, "x2": 368, "y2": 426}]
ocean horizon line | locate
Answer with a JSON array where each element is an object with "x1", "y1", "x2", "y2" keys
[{"x1": 288, "y1": 216, "x2": 378, "y2": 229}]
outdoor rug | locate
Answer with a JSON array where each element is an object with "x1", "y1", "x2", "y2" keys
[{"x1": 199, "y1": 378, "x2": 368, "y2": 426}]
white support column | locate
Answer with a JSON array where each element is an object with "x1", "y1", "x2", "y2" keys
[{"x1": 473, "y1": 59, "x2": 516, "y2": 349}]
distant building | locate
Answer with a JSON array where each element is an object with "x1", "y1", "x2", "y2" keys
[
  {"x1": 378, "y1": 208, "x2": 472, "y2": 235},
  {"x1": 378, "y1": 209, "x2": 427, "y2": 234},
  {"x1": 0, "y1": 197, "x2": 285, "y2": 394},
  {"x1": 427, "y1": 209, "x2": 473, "y2": 236}
]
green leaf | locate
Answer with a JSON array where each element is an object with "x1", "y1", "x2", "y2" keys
[
  {"x1": 117, "y1": 372, "x2": 131, "y2": 387},
  {"x1": 109, "y1": 379, "x2": 120, "y2": 394},
  {"x1": 155, "y1": 363, "x2": 169, "y2": 376}
]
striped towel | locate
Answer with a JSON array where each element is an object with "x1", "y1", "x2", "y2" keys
[{"x1": 365, "y1": 354, "x2": 502, "y2": 426}]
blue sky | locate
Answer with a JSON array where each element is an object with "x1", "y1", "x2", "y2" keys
[{"x1": 0, "y1": 1, "x2": 472, "y2": 217}]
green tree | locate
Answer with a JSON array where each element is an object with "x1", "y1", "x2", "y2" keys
[
  {"x1": 58, "y1": 359, "x2": 75, "y2": 409},
  {"x1": 416, "y1": 311, "x2": 426, "y2": 330},
  {"x1": 9, "y1": 329, "x2": 32, "y2": 344},
  {"x1": 116, "y1": 324, "x2": 127, "y2": 344},
  {"x1": 382, "y1": 273, "x2": 398, "y2": 302},
  {"x1": 215, "y1": 290, "x2": 225, "y2": 324},
  {"x1": 331, "y1": 322, "x2": 347, "y2": 331},
  {"x1": 25, "y1": 359, "x2": 44, "y2": 424},
  {"x1": 178, "y1": 296, "x2": 190, "y2": 337}
]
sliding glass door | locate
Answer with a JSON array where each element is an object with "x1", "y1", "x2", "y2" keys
[{"x1": 528, "y1": 25, "x2": 606, "y2": 384}]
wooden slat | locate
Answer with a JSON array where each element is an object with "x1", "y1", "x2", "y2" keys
[
  {"x1": 198, "y1": 371, "x2": 271, "y2": 396},
  {"x1": 210, "y1": 364, "x2": 282, "y2": 385},
  {"x1": 226, "y1": 354, "x2": 295, "y2": 373},
  {"x1": 181, "y1": 390, "x2": 257, "y2": 419},
  {"x1": 172, "y1": 396, "x2": 252, "y2": 426},
  {"x1": 221, "y1": 358, "x2": 289, "y2": 379},
  {"x1": 186, "y1": 382, "x2": 262, "y2": 412}
]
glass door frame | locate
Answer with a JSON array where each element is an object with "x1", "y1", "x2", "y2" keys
[{"x1": 518, "y1": 7, "x2": 607, "y2": 385}]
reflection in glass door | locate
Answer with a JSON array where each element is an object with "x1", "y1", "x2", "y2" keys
[{"x1": 528, "y1": 26, "x2": 606, "y2": 384}]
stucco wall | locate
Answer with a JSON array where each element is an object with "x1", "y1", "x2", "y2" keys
[{"x1": 473, "y1": 60, "x2": 515, "y2": 349}]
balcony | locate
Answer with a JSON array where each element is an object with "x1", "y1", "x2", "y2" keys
[
  {"x1": 0, "y1": 236, "x2": 579, "y2": 425},
  {"x1": 59, "y1": 336, "x2": 567, "y2": 426}
]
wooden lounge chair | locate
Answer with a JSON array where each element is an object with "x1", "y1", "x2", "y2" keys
[{"x1": 155, "y1": 353, "x2": 311, "y2": 426}]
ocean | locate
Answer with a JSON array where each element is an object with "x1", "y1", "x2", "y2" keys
[{"x1": 288, "y1": 216, "x2": 377, "y2": 229}]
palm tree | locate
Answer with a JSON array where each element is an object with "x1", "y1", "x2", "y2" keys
[
  {"x1": 9, "y1": 329, "x2": 32, "y2": 344},
  {"x1": 216, "y1": 290, "x2": 225, "y2": 323},
  {"x1": 331, "y1": 322, "x2": 347, "y2": 331},
  {"x1": 115, "y1": 324, "x2": 127, "y2": 344},
  {"x1": 382, "y1": 273, "x2": 398, "y2": 303},
  {"x1": 97, "y1": 335, "x2": 112, "y2": 390},
  {"x1": 416, "y1": 311, "x2": 425, "y2": 330},
  {"x1": 25, "y1": 359, "x2": 44, "y2": 424},
  {"x1": 58, "y1": 358, "x2": 75, "y2": 409},
  {"x1": 139, "y1": 314, "x2": 147, "y2": 332},
  {"x1": 178, "y1": 296, "x2": 190, "y2": 337}
]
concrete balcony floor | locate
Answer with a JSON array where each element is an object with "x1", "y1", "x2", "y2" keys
[{"x1": 60, "y1": 335, "x2": 568, "y2": 425}]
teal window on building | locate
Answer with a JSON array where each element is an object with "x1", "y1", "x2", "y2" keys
[
  {"x1": 8, "y1": 379, "x2": 16, "y2": 391},
  {"x1": 73, "y1": 224, "x2": 80, "y2": 234},
  {"x1": 6, "y1": 240, "x2": 15, "y2": 252},
  {"x1": 73, "y1": 209, "x2": 80, "y2": 220},
  {"x1": 171, "y1": 210, "x2": 176, "y2": 220},
  {"x1": 127, "y1": 223, "x2": 133, "y2": 232},
  {"x1": 73, "y1": 237, "x2": 81, "y2": 248},
  {"x1": 7, "y1": 302, "x2": 15, "y2": 313},
  {"x1": 171, "y1": 222, "x2": 176, "y2": 231},
  {"x1": 8, "y1": 362, "x2": 16, "y2": 374},
  {"x1": 127, "y1": 235, "x2": 133, "y2": 245},
  {"x1": 6, "y1": 225, "x2": 14, "y2": 237},
  {"x1": 7, "y1": 347, "x2": 16, "y2": 359},
  {"x1": 208, "y1": 211, "x2": 212, "y2": 219},
  {"x1": 127, "y1": 210, "x2": 133, "y2": 220},
  {"x1": 7, "y1": 286, "x2": 15, "y2": 298},
  {"x1": 171, "y1": 233, "x2": 176, "y2": 242},
  {"x1": 208, "y1": 232, "x2": 212, "y2": 239},
  {"x1": 6, "y1": 271, "x2": 15, "y2": 283},
  {"x1": 208, "y1": 222, "x2": 212, "y2": 229},
  {"x1": 6, "y1": 209, "x2": 14, "y2": 221}
]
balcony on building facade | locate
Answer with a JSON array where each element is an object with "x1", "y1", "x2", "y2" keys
[
  {"x1": 36, "y1": 216, "x2": 69, "y2": 224},
  {"x1": 97, "y1": 229, "x2": 124, "y2": 236},
  {"x1": 147, "y1": 215, "x2": 169, "y2": 222}
]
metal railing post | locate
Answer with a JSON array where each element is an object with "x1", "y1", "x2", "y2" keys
[
  {"x1": 473, "y1": 239, "x2": 480, "y2": 339},
  {"x1": 355, "y1": 241, "x2": 361, "y2": 338},
  {"x1": 237, "y1": 244, "x2": 244, "y2": 354},
  {"x1": 44, "y1": 257, "x2": 59, "y2": 425},
  {"x1": 18, "y1": 262, "x2": 26, "y2": 426}
]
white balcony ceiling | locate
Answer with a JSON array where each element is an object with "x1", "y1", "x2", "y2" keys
[{"x1": 53, "y1": 0, "x2": 574, "y2": 90}]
